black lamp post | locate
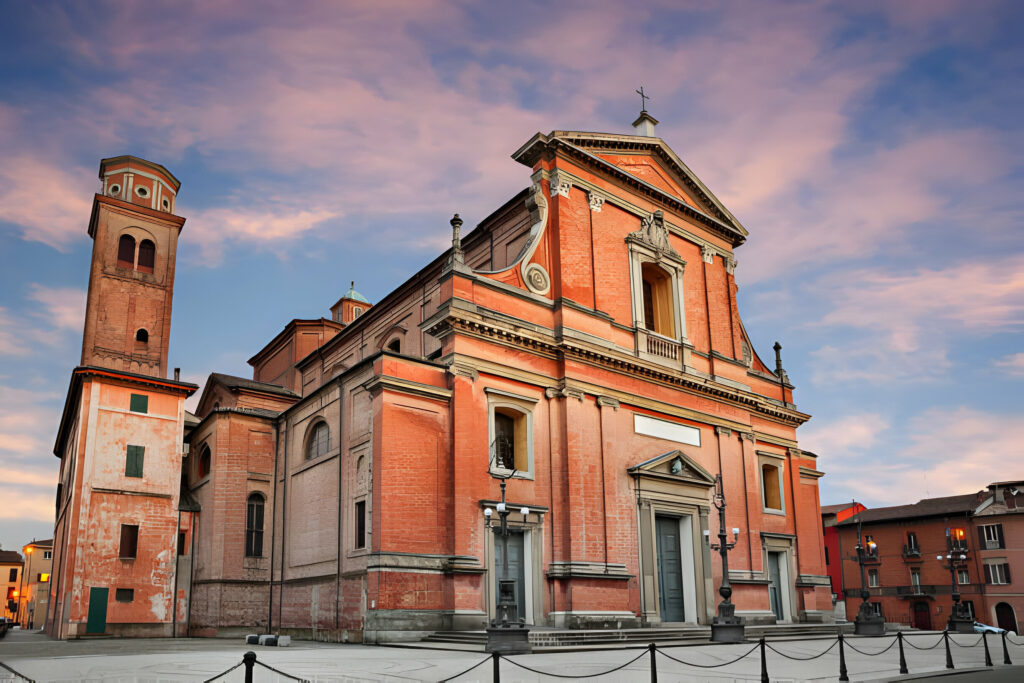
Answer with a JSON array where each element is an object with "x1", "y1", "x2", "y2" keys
[
  {"x1": 708, "y1": 474, "x2": 745, "y2": 642},
  {"x1": 939, "y1": 547, "x2": 973, "y2": 634},
  {"x1": 484, "y1": 465, "x2": 532, "y2": 654},
  {"x1": 852, "y1": 503, "x2": 885, "y2": 635}
]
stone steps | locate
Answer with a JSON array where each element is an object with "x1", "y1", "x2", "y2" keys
[{"x1": 413, "y1": 622, "x2": 854, "y2": 651}]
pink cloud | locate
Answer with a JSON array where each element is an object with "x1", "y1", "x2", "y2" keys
[
  {"x1": 994, "y1": 353, "x2": 1024, "y2": 377},
  {"x1": 819, "y1": 407, "x2": 1023, "y2": 506},
  {"x1": 0, "y1": 156, "x2": 94, "y2": 249},
  {"x1": 798, "y1": 413, "x2": 889, "y2": 456}
]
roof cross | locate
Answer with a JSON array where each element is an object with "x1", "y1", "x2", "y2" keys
[{"x1": 636, "y1": 86, "x2": 650, "y2": 112}]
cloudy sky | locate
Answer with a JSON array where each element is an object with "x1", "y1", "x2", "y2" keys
[{"x1": 1, "y1": 0, "x2": 1022, "y2": 551}]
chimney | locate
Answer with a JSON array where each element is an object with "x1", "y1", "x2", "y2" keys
[{"x1": 174, "y1": 367, "x2": 180, "y2": 381}]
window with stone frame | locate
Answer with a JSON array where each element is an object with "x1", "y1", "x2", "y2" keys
[
  {"x1": 979, "y1": 523, "x2": 1005, "y2": 550},
  {"x1": 868, "y1": 569, "x2": 879, "y2": 587},
  {"x1": 640, "y1": 262, "x2": 676, "y2": 337},
  {"x1": 487, "y1": 390, "x2": 535, "y2": 477},
  {"x1": 957, "y1": 568, "x2": 969, "y2": 585},
  {"x1": 759, "y1": 458, "x2": 784, "y2": 513},
  {"x1": 985, "y1": 560, "x2": 1011, "y2": 585}
]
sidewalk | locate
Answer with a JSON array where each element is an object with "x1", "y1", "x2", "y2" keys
[{"x1": 2, "y1": 628, "x2": 1023, "y2": 682}]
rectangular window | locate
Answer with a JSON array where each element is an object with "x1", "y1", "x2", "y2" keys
[
  {"x1": 355, "y1": 500, "x2": 366, "y2": 549},
  {"x1": 43, "y1": 550, "x2": 52, "y2": 560},
  {"x1": 125, "y1": 445, "x2": 144, "y2": 478},
  {"x1": 119, "y1": 524, "x2": 139, "y2": 559},
  {"x1": 949, "y1": 527, "x2": 968, "y2": 551},
  {"x1": 6, "y1": 587, "x2": 14, "y2": 600},
  {"x1": 985, "y1": 561, "x2": 1011, "y2": 585},
  {"x1": 38, "y1": 573, "x2": 49, "y2": 583},
  {"x1": 911, "y1": 569, "x2": 921, "y2": 590},
  {"x1": 962, "y1": 600, "x2": 975, "y2": 619},
  {"x1": 8, "y1": 568, "x2": 16, "y2": 581},
  {"x1": 906, "y1": 532, "x2": 920, "y2": 555},
  {"x1": 177, "y1": 532, "x2": 187, "y2": 556},
  {"x1": 870, "y1": 602, "x2": 882, "y2": 617},
  {"x1": 115, "y1": 588, "x2": 134, "y2": 603},
  {"x1": 958, "y1": 569, "x2": 969, "y2": 585},
  {"x1": 761, "y1": 463, "x2": 783, "y2": 511},
  {"x1": 868, "y1": 569, "x2": 879, "y2": 587},
  {"x1": 129, "y1": 393, "x2": 148, "y2": 414},
  {"x1": 980, "y1": 524, "x2": 1005, "y2": 550},
  {"x1": 487, "y1": 391, "x2": 538, "y2": 476}
]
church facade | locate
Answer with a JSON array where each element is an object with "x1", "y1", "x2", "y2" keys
[{"x1": 48, "y1": 116, "x2": 831, "y2": 641}]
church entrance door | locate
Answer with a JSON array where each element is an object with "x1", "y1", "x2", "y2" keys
[
  {"x1": 767, "y1": 551, "x2": 786, "y2": 621},
  {"x1": 494, "y1": 530, "x2": 526, "y2": 622},
  {"x1": 656, "y1": 516, "x2": 686, "y2": 622}
]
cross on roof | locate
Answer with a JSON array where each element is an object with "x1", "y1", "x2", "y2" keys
[{"x1": 636, "y1": 86, "x2": 650, "y2": 112}]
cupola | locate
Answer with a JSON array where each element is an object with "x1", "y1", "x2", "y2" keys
[{"x1": 98, "y1": 155, "x2": 181, "y2": 213}]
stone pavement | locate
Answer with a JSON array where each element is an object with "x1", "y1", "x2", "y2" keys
[{"x1": 2, "y1": 628, "x2": 1023, "y2": 682}]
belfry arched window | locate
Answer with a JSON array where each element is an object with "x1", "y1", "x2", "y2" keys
[
  {"x1": 306, "y1": 421, "x2": 330, "y2": 460},
  {"x1": 137, "y1": 239, "x2": 155, "y2": 273},
  {"x1": 117, "y1": 235, "x2": 136, "y2": 269}
]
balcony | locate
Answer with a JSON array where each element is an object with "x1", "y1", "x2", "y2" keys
[
  {"x1": 903, "y1": 544, "x2": 923, "y2": 561},
  {"x1": 635, "y1": 328, "x2": 691, "y2": 369}
]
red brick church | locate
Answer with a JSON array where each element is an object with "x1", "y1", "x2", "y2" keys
[{"x1": 48, "y1": 113, "x2": 831, "y2": 640}]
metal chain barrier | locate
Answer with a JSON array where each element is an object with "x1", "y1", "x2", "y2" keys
[
  {"x1": 438, "y1": 655, "x2": 492, "y2": 682},
  {"x1": 1006, "y1": 634, "x2": 1024, "y2": 646},
  {"x1": 0, "y1": 661, "x2": 35, "y2": 683},
  {"x1": 656, "y1": 641, "x2": 761, "y2": 669},
  {"x1": 950, "y1": 635, "x2": 984, "y2": 648},
  {"x1": 502, "y1": 647, "x2": 649, "y2": 679},
  {"x1": 201, "y1": 660, "x2": 244, "y2": 683},
  {"x1": 254, "y1": 658, "x2": 310, "y2": 682},
  {"x1": 844, "y1": 636, "x2": 898, "y2": 656},
  {"x1": 764, "y1": 639, "x2": 839, "y2": 661},
  {"x1": 903, "y1": 633, "x2": 946, "y2": 650}
]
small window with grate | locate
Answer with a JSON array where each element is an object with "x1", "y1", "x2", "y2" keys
[{"x1": 115, "y1": 588, "x2": 134, "y2": 603}]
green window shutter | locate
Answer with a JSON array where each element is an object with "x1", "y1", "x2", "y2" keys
[
  {"x1": 125, "y1": 445, "x2": 144, "y2": 478},
  {"x1": 129, "y1": 394, "x2": 149, "y2": 413}
]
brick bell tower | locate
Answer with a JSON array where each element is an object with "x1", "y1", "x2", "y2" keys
[{"x1": 80, "y1": 156, "x2": 185, "y2": 377}]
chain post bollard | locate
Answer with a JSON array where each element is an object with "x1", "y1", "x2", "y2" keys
[
  {"x1": 943, "y1": 631, "x2": 954, "y2": 670},
  {"x1": 492, "y1": 651, "x2": 500, "y2": 683},
  {"x1": 982, "y1": 631, "x2": 993, "y2": 667},
  {"x1": 243, "y1": 651, "x2": 256, "y2": 683},
  {"x1": 897, "y1": 631, "x2": 908, "y2": 674},
  {"x1": 837, "y1": 633, "x2": 849, "y2": 682},
  {"x1": 648, "y1": 642, "x2": 658, "y2": 683},
  {"x1": 1002, "y1": 631, "x2": 1012, "y2": 665},
  {"x1": 759, "y1": 637, "x2": 769, "y2": 683}
]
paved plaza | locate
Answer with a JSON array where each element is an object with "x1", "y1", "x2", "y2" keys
[{"x1": 2, "y1": 628, "x2": 1024, "y2": 682}]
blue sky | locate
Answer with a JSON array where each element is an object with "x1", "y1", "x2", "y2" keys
[{"x1": 1, "y1": 0, "x2": 1022, "y2": 551}]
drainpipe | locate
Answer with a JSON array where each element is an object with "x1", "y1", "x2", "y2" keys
[{"x1": 268, "y1": 420, "x2": 279, "y2": 633}]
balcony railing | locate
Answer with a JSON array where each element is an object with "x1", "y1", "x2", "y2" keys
[
  {"x1": 903, "y1": 544, "x2": 922, "y2": 559},
  {"x1": 646, "y1": 333, "x2": 679, "y2": 360}
]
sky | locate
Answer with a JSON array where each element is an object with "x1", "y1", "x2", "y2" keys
[{"x1": 0, "y1": 0, "x2": 1022, "y2": 552}]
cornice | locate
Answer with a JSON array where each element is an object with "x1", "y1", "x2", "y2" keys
[{"x1": 426, "y1": 306, "x2": 809, "y2": 427}]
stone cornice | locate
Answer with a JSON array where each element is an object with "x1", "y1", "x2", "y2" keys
[{"x1": 426, "y1": 304, "x2": 810, "y2": 427}]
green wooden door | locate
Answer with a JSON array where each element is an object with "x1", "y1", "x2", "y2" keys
[
  {"x1": 656, "y1": 516, "x2": 685, "y2": 622},
  {"x1": 86, "y1": 587, "x2": 108, "y2": 634}
]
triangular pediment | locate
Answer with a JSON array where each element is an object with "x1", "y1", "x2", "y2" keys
[
  {"x1": 628, "y1": 449, "x2": 716, "y2": 487},
  {"x1": 513, "y1": 131, "x2": 747, "y2": 243}
]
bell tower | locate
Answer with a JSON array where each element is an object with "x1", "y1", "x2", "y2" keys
[{"x1": 80, "y1": 156, "x2": 185, "y2": 377}]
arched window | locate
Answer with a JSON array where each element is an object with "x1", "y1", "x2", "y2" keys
[
  {"x1": 135, "y1": 329, "x2": 149, "y2": 344},
  {"x1": 117, "y1": 235, "x2": 136, "y2": 269},
  {"x1": 137, "y1": 239, "x2": 155, "y2": 273},
  {"x1": 306, "y1": 421, "x2": 329, "y2": 460},
  {"x1": 640, "y1": 262, "x2": 675, "y2": 337},
  {"x1": 387, "y1": 338, "x2": 401, "y2": 353},
  {"x1": 245, "y1": 493, "x2": 265, "y2": 557},
  {"x1": 197, "y1": 445, "x2": 211, "y2": 479}
]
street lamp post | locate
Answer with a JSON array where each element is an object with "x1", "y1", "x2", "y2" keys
[
  {"x1": 852, "y1": 503, "x2": 885, "y2": 635},
  {"x1": 484, "y1": 468, "x2": 532, "y2": 654},
  {"x1": 939, "y1": 548, "x2": 973, "y2": 633},
  {"x1": 708, "y1": 474, "x2": 744, "y2": 642}
]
